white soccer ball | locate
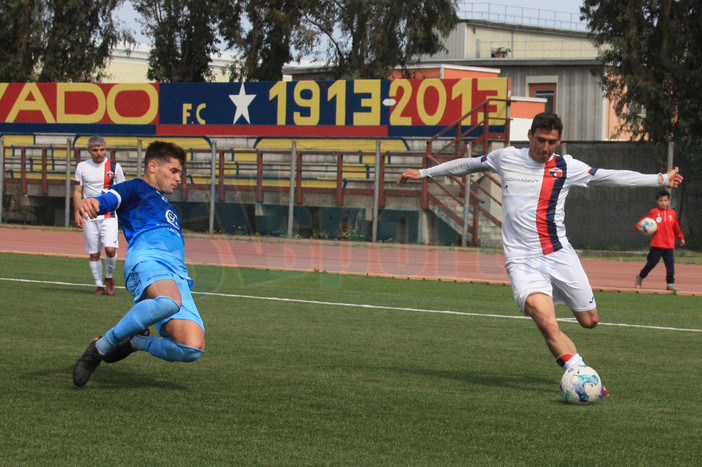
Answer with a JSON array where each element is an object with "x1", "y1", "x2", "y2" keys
[
  {"x1": 638, "y1": 217, "x2": 658, "y2": 236},
  {"x1": 560, "y1": 365, "x2": 603, "y2": 405}
]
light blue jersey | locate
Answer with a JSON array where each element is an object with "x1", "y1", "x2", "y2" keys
[
  {"x1": 97, "y1": 178, "x2": 190, "y2": 284},
  {"x1": 94, "y1": 178, "x2": 203, "y2": 334}
]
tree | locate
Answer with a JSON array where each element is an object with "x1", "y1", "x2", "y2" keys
[
  {"x1": 219, "y1": 0, "x2": 315, "y2": 81},
  {"x1": 582, "y1": 0, "x2": 702, "y2": 145},
  {"x1": 0, "y1": 0, "x2": 44, "y2": 81},
  {"x1": 0, "y1": 0, "x2": 128, "y2": 82},
  {"x1": 133, "y1": 0, "x2": 221, "y2": 82},
  {"x1": 220, "y1": 0, "x2": 458, "y2": 81},
  {"x1": 300, "y1": 0, "x2": 458, "y2": 79},
  {"x1": 39, "y1": 0, "x2": 129, "y2": 81}
]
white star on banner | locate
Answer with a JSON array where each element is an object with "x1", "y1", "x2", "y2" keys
[{"x1": 229, "y1": 84, "x2": 256, "y2": 124}]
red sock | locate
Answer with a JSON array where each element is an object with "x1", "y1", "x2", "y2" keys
[
  {"x1": 556, "y1": 353, "x2": 574, "y2": 368},
  {"x1": 557, "y1": 353, "x2": 584, "y2": 370}
]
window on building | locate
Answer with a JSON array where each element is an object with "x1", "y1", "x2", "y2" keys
[{"x1": 529, "y1": 83, "x2": 557, "y2": 113}]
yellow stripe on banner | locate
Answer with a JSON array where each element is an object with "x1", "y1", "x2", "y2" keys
[
  {"x1": 2, "y1": 135, "x2": 35, "y2": 157},
  {"x1": 22, "y1": 172, "x2": 66, "y2": 180},
  {"x1": 222, "y1": 161, "x2": 238, "y2": 176},
  {"x1": 2, "y1": 135, "x2": 35, "y2": 146},
  {"x1": 232, "y1": 150, "x2": 258, "y2": 162},
  {"x1": 254, "y1": 138, "x2": 408, "y2": 152},
  {"x1": 3, "y1": 143, "x2": 70, "y2": 161},
  {"x1": 342, "y1": 164, "x2": 371, "y2": 179},
  {"x1": 74, "y1": 136, "x2": 212, "y2": 150},
  {"x1": 189, "y1": 175, "x2": 336, "y2": 189}
]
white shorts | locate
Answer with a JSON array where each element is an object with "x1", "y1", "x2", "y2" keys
[
  {"x1": 505, "y1": 244, "x2": 596, "y2": 314},
  {"x1": 83, "y1": 216, "x2": 119, "y2": 254}
]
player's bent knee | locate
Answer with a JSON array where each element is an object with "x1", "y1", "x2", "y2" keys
[
  {"x1": 576, "y1": 314, "x2": 599, "y2": 329},
  {"x1": 172, "y1": 343, "x2": 204, "y2": 362},
  {"x1": 152, "y1": 296, "x2": 181, "y2": 320}
]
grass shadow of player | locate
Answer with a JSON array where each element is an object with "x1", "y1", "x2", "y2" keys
[
  {"x1": 361, "y1": 365, "x2": 556, "y2": 394},
  {"x1": 56, "y1": 365, "x2": 189, "y2": 390}
]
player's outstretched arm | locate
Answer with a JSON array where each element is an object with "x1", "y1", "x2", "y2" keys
[
  {"x1": 397, "y1": 169, "x2": 422, "y2": 185},
  {"x1": 79, "y1": 198, "x2": 101, "y2": 220},
  {"x1": 666, "y1": 167, "x2": 683, "y2": 188},
  {"x1": 590, "y1": 165, "x2": 683, "y2": 188}
]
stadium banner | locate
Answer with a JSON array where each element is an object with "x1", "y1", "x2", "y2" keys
[{"x1": 0, "y1": 79, "x2": 509, "y2": 138}]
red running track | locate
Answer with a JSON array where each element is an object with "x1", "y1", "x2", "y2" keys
[{"x1": 1, "y1": 225, "x2": 700, "y2": 296}]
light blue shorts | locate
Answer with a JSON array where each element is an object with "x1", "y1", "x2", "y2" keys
[{"x1": 125, "y1": 261, "x2": 205, "y2": 337}]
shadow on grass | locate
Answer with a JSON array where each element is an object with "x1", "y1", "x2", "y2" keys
[
  {"x1": 48, "y1": 366, "x2": 190, "y2": 390},
  {"x1": 379, "y1": 366, "x2": 556, "y2": 394}
]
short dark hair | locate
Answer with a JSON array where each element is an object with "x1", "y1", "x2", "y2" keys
[
  {"x1": 530, "y1": 112, "x2": 563, "y2": 137},
  {"x1": 656, "y1": 189, "x2": 670, "y2": 200},
  {"x1": 144, "y1": 141, "x2": 186, "y2": 168}
]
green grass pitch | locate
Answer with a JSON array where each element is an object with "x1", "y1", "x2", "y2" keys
[{"x1": 1, "y1": 252, "x2": 701, "y2": 465}]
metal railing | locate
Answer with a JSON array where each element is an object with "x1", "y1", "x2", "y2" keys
[
  {"x1": 1, "y1": 95, "x2": 511, "y2": 245},
  {"x1": 1, "y1": 140, "x2": 501, "y2": 245},
  {"x1": 423, "y1": 98, "x2": 507, "y2": 245},
  {"x1": 458, "y1": 2, "x2": 587, "y2": 32},
  {"x1": 478, "y1": 40, "x2": 598, "y2": 60}
]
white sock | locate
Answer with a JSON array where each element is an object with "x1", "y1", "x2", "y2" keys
[
  {"x1": 105, "y1": 254, "x2": 118, "y2": 279},
  {"x1": 89, "y1": 260, "x2": 104, "y2": 287},
  {"x1": 563, "y1": 353, "x2": 585, "y2": 371}
]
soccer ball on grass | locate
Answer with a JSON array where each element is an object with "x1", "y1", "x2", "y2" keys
[
  {"x1": 638, "y1": 217, "x2": 658, "y2": 236},
  {"x1": 560, "y1": 365, "x2": 603, "y2": 405}
]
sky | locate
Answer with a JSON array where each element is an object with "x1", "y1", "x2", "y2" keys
[{"x1": 115, "y1": 1, "x2": 586, "y2": 44}]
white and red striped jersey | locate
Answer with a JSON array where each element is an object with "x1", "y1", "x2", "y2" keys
[
  {"x1": 74, "y1": 158, "x2": 125, "y2": 219},
  {"x1": 421, "y1": 147, "x2": 667, "y2": 260}
]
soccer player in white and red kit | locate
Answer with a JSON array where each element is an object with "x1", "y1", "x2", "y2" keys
[
  {"x1": 73, "y1": 136, "x2": 125, "y2": 295},
  {"x1": 398, "y1": 112, "x2": 684, "y2": 395}
]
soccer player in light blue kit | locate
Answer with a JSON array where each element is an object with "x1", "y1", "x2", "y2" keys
[{"x1": 73, "y1": 141, "x2": 205, "y2": 387}]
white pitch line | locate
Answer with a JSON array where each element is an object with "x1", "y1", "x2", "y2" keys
[
  {"x1": 195, "y1": 289, "x2": 531, "y2": 321},
  {"x1": 2, "y1": 277, "x2": 701, "y2": 333}
]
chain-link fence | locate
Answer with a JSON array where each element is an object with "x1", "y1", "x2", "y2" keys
[
  {"x1": 668, "y1": 142, "x2": 702, "y2": 250},
  {"x1": 561, "y1": 141, "x2": 701, "y2": 251},
  {"x1": 2, "y1": 139, "x2": 700, "y2": 251}
]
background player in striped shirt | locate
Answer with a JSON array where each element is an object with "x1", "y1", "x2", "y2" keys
[
  {"x1": 399, "y1": 112, "x2": 683, "y2": 393},
  {"x1": 73, "y1": 136, "x2": 125, "y2": 295}
]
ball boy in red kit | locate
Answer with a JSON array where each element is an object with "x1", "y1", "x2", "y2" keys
[{"x1": 635, "y1": 190, "x2": 685, "y2": 292}]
